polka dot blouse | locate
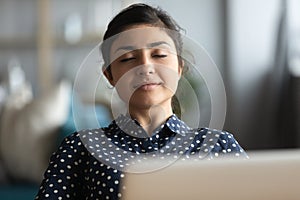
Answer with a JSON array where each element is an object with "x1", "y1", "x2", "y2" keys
[{"x1": 35, "y1": 114, "x2": 247, "y2": 200}]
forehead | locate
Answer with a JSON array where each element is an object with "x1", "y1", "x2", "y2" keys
[{"x1": 110, "y1": 26, "x2": 176, "y2": 52}]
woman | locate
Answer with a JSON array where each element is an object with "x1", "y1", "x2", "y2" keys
[{"x1": 35, "y1": 3, "x2": 247, "y2": 200}]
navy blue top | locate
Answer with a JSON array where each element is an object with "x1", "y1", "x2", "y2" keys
[{"x1": 35, "y1": 114, "x2": 247, "y2": 200}]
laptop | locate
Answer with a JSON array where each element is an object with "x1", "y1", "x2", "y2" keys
[{"x1": 120, "y1": 149, "x2": 300, "y2": 200}]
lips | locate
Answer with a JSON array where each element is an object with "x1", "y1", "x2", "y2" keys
[{"x1": 133, "y1": 82, "x2": 163, "y2": 90}]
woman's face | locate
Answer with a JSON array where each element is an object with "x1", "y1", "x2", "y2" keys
[{"x1": 105, "y1": 25, "x2": 182, "y2": 111}]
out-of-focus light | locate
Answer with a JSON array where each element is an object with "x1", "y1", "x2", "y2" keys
[
  {"x1": 289, "y1": 56, "x2": 300, "y2": 77},
  {"x1": 8, "y1": 57, "x2": 25, "y2": 93},
  {"x1": 64, "y1": 13, "x2": 82, "y2": 44}
]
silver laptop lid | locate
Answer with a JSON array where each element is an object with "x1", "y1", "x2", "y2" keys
[{"x1": 121, "y1": 149, "x2": 300, "y2": 200}]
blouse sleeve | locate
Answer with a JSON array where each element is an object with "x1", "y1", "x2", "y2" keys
[{"x1": 35, "y1": 133, "x2": 87, "y2": 199}]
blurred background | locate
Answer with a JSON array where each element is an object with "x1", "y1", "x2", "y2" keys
[{"x1": 0, "y1": 0, "x2": 300, "y2": 199}]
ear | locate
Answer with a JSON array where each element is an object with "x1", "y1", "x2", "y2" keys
[
  {"x1": 103, "y1": 67, "x2": 115, "y2": 86},
  {"x1": 178, "y1": 59, "x2": 184, "y2": 77}
]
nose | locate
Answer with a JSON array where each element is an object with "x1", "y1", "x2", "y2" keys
[
  {"x1": 136, "y1": 64, "x2": 155, "y2": 76},
  {"x1": 136, "y1": 53, "x2": 155, "y2": 76}
]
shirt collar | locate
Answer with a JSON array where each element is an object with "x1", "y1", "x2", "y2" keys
[
  {"x1": 114, "y1": 114, "x2": 148, "y2": 137},
  {"x1": 113, "y1": 114, "x2": 191, "y2": 137},
  {"x1": 165, "y1": 114, "x2": 191, "y2": 136}
]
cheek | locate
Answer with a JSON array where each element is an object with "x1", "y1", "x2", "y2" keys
[
  {"x1": 112, "y1": 68, "x2": 136, "y2": 102},
  {"x1": 157, "y1": 66, "x2": 180, "y2": 93},
  {"x1": 110, "y1": 64, "x2": 129, "y2": 83},
  {"x1": 164, "y1": 76, "x2": 179, "y2": 94}
]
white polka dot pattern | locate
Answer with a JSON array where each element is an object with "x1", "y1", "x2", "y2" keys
[{"x1": 35, "y1": 114, "x2": 247, "y2": 199}]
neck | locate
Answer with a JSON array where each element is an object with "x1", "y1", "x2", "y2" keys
[{"x1": 128, "y1": 105, "x2": 173, "y2": 136}]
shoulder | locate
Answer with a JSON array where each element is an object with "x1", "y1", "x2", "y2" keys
[
  {"x1": 191, "y1": 127, "x2": 232, "y2": 142},
  {"x1": 58, "y1": 131, "x2": 84, "y2": 150},
  {"x1": 190, "y1": 128, "x2": 248, "y2": 158},
  {"x1": 60, "y1": 128, "x2": 106, "y2": 146},
  {"x1": 53, "y1": 130, "x2": 93, "y2": 162}
]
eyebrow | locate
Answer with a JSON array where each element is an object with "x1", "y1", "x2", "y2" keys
[
  {"x1": 114, "y1": 41, "x2": 171, "y2": 53},
  {"x1": 147, "y1": 41, "x2": 171, "y2": 48}
]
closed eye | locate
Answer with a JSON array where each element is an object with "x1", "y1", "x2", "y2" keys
[
  {"x1": 153, "y1": 54, "x2": 167, "y2": 58},
  {"x1": 120, "y1": 57, "x2": 135, "y2": 62}
]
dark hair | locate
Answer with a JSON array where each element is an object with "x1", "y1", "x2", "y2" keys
[{"x1": 101, "y1": 3, "x2": 184, "y2": 76}]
